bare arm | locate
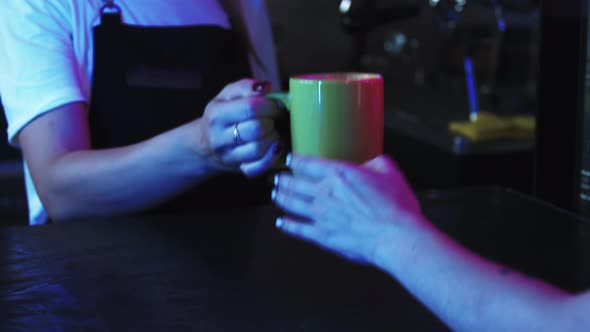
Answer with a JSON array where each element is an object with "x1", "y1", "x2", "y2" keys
[
  {"x1": 20, "y1": 80, "x2": 282, "y2": 221},
  {"x1": 374, "y1": 217, "x2": 589, "y2": 332},
  {"x1": 19, "y1": 101, "x2": 212, "y2": 220},
  {"x1": 273, "y1": 154, "x2": 590, "y2": 332}
]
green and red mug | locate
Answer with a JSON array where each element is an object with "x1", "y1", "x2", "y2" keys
[{"x1": 268, "y1": 73, "x2": 384, "y2": 164}]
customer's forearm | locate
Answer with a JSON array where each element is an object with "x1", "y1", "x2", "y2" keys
[
  {"x1": 38, "y1": 120, "x2": 219, "y2": 220},
  {"x1": 374, "y1": 216, "x2": 573, "y2": 332}
]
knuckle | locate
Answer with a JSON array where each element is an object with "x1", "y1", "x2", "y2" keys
[
  {"x1": 208, "y1": 117, "x2": 219, "y2": 128},
  {"x1": 275, "y1": 190, "x2": 286, "y2": 206},
  {"x1": 228, "y1": 79, "x2": 245, "y2": 89},
  {"x1": 242, "y1": 103, "x2": 256, "y2": 119},
  {"x1": 332, "y1": 172, "x2": 348, "y2": 186},
  {"x1": 281, "y1": 175, "x2": 291, "y2": 189},
  {"x1": 288, "y1": 222, "x2": 303, "y2": 235},
  {"x1": 250, "y1": 142, "x2": 267, "y2": 157},
  {"x1": 203, "y1": 103, "x2": 214, "y2": 117},
  {"x1": 239, "y1": 78, "x2": 255, "y2": 86},
  {"x1": 204, "y1": 110, "x2": 220, "y2": 127},
  {"x1": 248, "y1": 121, "x2": 262, "y2": 137},
  {"x1": 234, "y1": 79, "x2": 254, "y2": 94}
]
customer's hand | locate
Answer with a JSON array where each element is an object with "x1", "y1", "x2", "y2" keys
[
  {"x1": 196, "y1": 79, "x2": 284, "y2": 177},
  {"x1": 273, "y1": 154, "x2": 428, "y2": 265}
]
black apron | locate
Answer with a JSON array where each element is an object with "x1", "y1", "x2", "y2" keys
[{"x1": 88, "y1": 4, "x2": 274, "y2": 215}]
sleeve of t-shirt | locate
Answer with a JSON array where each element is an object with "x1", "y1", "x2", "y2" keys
[{"x1": 0, "y1": 0, "x2": 87, "y2": 146}]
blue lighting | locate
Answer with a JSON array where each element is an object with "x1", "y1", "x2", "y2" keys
[{"x1": 464, "y1": 57, "x2": 479, "y2": 120}]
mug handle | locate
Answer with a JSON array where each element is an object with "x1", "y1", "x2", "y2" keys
[
  {"x1": 263, "y1": 92, "x2": 292, "y2": 174},
  {"x1": 266, "y1": 92, "x2": 291, "y2": 112}
]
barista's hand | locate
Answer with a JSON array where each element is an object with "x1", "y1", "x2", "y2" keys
[
  {"x1": 273, "y1": 154, "x2": 428, "y2": 266},
  {"x1": 196, "y1": 79, "x2": 284, "y2": 177}
]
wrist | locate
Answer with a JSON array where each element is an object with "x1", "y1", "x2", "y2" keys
[
  {"x1": 184, "y1": 118, "x2": 224, "y2": 176},
  {"x1": 371, "y1": 213, "x2": 437, "y2": 274}
]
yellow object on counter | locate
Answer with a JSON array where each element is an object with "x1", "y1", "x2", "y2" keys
[{"x1": 448, "y1": 112, "x2": 535, "y2": 142}]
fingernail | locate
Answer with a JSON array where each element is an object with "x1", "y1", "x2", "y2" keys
[
  {"x1": 271, "y1": 188, "x2": 277, "y2": 202},
  {"x1": 285, "y1": 153, "x2": 292, "y2": 168},
  {"x1": 275, "y1": 217, "x2": 284, "y2": 229},
  {"x1": 253, "y1": 81, "x2": 271, "y2": 93}
]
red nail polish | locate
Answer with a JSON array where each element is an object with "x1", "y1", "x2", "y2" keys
[{"x1": 253, "y1": 81, "x2": 271, "y2": 93}]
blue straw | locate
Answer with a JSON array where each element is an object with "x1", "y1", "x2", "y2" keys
[{"x1": 464, "y1": 56, "x2": 479, "y2": 121}]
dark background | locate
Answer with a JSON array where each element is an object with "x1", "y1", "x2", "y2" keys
[
  {"x1": 0, "y1": 100, "x2": 20, "y2": 161},
  {"x1": 0, "y1": 0, "x2": 543, "y2": 224}
]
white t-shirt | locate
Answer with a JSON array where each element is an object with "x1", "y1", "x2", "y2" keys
[{"x1": 0, "y1": 0, "x2": 280, "y2": 225}]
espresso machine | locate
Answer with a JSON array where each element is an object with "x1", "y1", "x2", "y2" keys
[
  {"x1": 339, "y1": 0, "x2": 538, "y2": 115},
  {"x1": 338, "y1": 0, "x2": 540, "y2": 194}
]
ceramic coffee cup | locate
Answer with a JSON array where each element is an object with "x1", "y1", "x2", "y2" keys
[{"x1": 268, "y1": 73, "x2": 384, "y2": 163}]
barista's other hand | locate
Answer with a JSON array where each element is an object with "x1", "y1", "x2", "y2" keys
[
  {"x1": 272, "y1": 154, "x2": 428, "y2": 266},
  {"x1": 197, "y1": 79, "x2": 284, "y2": 176}
]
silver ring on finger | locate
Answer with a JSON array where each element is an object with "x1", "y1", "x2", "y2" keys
[{"x1": 233, "y1": 122, "x2": 243, "y2": 146}]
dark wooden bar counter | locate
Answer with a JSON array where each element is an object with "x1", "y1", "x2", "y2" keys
[{"x1": 1, "y1": 186, "x2": 589, "y2": 331}]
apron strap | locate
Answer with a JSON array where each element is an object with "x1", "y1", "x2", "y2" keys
[
  {"x1": 218, "y1": 0, "x2": 265, "y2": 72},
  {"x1": 100, "y1": 0, "x2": 122, "y2": 25}
]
